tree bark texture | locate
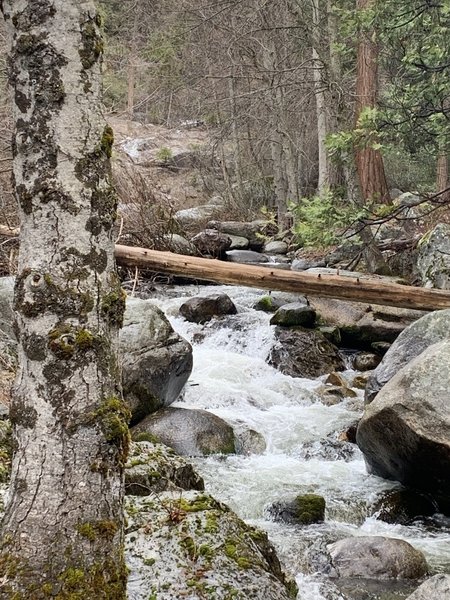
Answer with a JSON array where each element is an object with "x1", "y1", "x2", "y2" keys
[
  {"x1": 312, "y1": 0, "x2": 329, "y2": 193},
  {"x1": 355, "y1": 0, "x2": 389, "y2": 204},
  {"x1": 0, "y1": 2, "x2": 128, "y2": 597}
]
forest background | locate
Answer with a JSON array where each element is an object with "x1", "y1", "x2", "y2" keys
[{"x1": 1, "y1": 0, "x2": 450, "y2": 258}]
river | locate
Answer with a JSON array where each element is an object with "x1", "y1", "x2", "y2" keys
[{"x1": 149, "y1": 283, "x2": 450, "y2": 600}]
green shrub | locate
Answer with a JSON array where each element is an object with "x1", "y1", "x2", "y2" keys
[{"x1": 292, "y1": 189, "x2": 365, "y2": 249}]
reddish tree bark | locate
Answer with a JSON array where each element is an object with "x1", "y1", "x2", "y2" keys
[{"x1": 355, "y1": 0, "x2": 390, "y2": 204}]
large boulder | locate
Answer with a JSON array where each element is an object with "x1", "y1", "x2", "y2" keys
[
  {"x1": 365, "y1": 309, "x2": 450, "y2": 404},
  {"x1": 179, "y1": 293, "x2": 237, "y2": 324},
  {"x1": 406, "y1": 574, "x2": 450, "y2": 600},
  {"x1": 125, "y1": 492, "x2": 297, "y2": 600},
  {"x1": 327, "y1": 536, "x2": 428, "y2": 580},
  {"x1": 132, "y1": 407, "x2": 236, "y2": 457},
  {"x1": 125, "y1": 441, "x2": 204, "y2": 496},
  {"x1": 310, "y1": 296, "x2": 426, "y2": 349},
  {"x1": 268, "y1": 327, "x2": 345, "y2": 378},
  {"x1": 416, "y1": 224, "x2": 450, "y2": 288},
  {"x1": 120, "y1": 298, "x2": 193, "y2": 425},
  {"x1": 357, "y1": 341, "x2": 450, "y2": 510}
]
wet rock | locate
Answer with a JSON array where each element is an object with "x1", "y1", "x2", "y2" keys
[
  {"x1": 264, "y1": 241, "x2": 288, "y2": 255},
  {"x1": 234, "y1": 426, "x2": 266, "y2": 456},
  {"x1": 317, "y1": 385, "x2": 357, "y2": 405},
  {"x1": 365, "y1": 309, "x2": 450, "y2": 404},
  {"x1": 270, "y1": 303, "x2": 316, "y2": 328},
  {"x1": 125, "y1": 441, "x2": 204, "y2": 496},
  {"x1": 121, "y1": 298, "x2": 193, "y2": 425},
  {"x1": 325, "y1": 372, "x2": 347, "y2": 387},
  {"x1": 266, "y1": 494, "x2": 326, "y2": 525},
  {"x1": 125, "y1": 491, "x2": 297, "y2": 600},
  {"x1": 132, "y1": 407, "x2": 236, "y2": 457},
  {"x1": 342, "y1": 422, "x2": 358, "y2": 444},
  {"x1": 406, "y1": 574, "x2": 450, "y2": 599},
  {"x1": 179, "y1": 293, "x2": 237, "y2": 324},
  {"x1": 352, "y1": 352, "x2": 381, "y2": 371},
  {"x1": 327, "y1": 536, "x2": 428, "y2": 580},
  {"x1": 357, "y1": 341, "x2": 450, "y2": 511},
  {"x1": 372, "y1": 489, "x2": 437, "y2": 525},
  {"x1": 191, "y1": 229, "x2": 231, "y2": 258},
  {"x1": 417, "y1": 224, "x2": 450, "y2": 289},
  {"x1": 226, "y1": 249, "x2": 269, "y2": 264},
  {"x1": 298, "y1": 431, "x2": 359, "y2": 462},
  {"x1": 268, "y1": 327, "x2": 345, "y2": 378},
  {"x1": 351, "y1": 374, "x2": 369, "y2": 390}
]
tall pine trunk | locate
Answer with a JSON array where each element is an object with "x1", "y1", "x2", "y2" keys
[
  {"x1": 355, "y1": 0, "x2": 390, "y2": 204},
  {"x1": 0, "y1": 1, "x2": 128, "y2": 597}
]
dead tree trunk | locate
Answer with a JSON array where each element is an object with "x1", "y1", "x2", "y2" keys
[
  {"x1": 114, "y1": 245, "x2": 450, "y2": 311},
  {"x1": 0, "y1": 1, "x2": 128, "y2": 596}
]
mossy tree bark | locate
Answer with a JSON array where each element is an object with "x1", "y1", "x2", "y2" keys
[{"x1": 0, "y1": 1, "x2": 128, "y2": 597}]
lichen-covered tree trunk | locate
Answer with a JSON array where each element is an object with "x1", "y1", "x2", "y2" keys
[{"x1": 0, "y1": 2, "x2": 128, "y2": 597}]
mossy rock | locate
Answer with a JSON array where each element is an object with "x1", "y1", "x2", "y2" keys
[
  {"x1": 270, "y1": 303, "x2": 316, "y2": 328},
  {"x1": 125, "y1": 491, "x2": 297, "y2": 599},
  {"x1": 125, "y1": 441, "x2": 204, "y2": 495},
  {"x1": 265, "y1": 493, "x2": 326, "y2": 525},
  {"x1": 295, "y1": 494, "x2": 326, "y2": 525}
]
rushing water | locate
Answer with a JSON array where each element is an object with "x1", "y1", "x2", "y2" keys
[{"x1": 149, "y1": 283, "x2": 450, "y2": 600}]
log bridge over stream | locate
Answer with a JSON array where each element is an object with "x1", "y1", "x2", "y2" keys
[
  {"x1": 0, "y1": 225, "x2": 448, "y2": 311},
  {"x1": 114, "y1": 244, "x2": 450, "y2": 312}
]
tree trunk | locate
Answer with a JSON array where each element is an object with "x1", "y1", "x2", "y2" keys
[
  {"x1": 0, "y1": 2, "x2": 128, "y2": 597},
  {"x1": 127, "y1": 8, "x2": 139, "y2": 128},
  {"x1": 114, "y1": 245, "x2": 450, "y2": 311},
  {"x1": 355, "y1": 0, "x2": 390, "y2": 204},
  {"x1": 312, "y1": 0, "x2": 329, "y2": 193}
]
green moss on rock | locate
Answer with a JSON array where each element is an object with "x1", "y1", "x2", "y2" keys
[{"x1": 295, "y1": 493, "x2": 326, "y2": 525}]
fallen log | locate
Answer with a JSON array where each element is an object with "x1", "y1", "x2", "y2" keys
[{"x1": 114, "y1": 244, "x2": 450, "y2": 311}]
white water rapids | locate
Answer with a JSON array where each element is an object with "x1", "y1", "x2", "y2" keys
[{"x1": 150, "y1": 284, "x2": 450, "y2": 599}]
